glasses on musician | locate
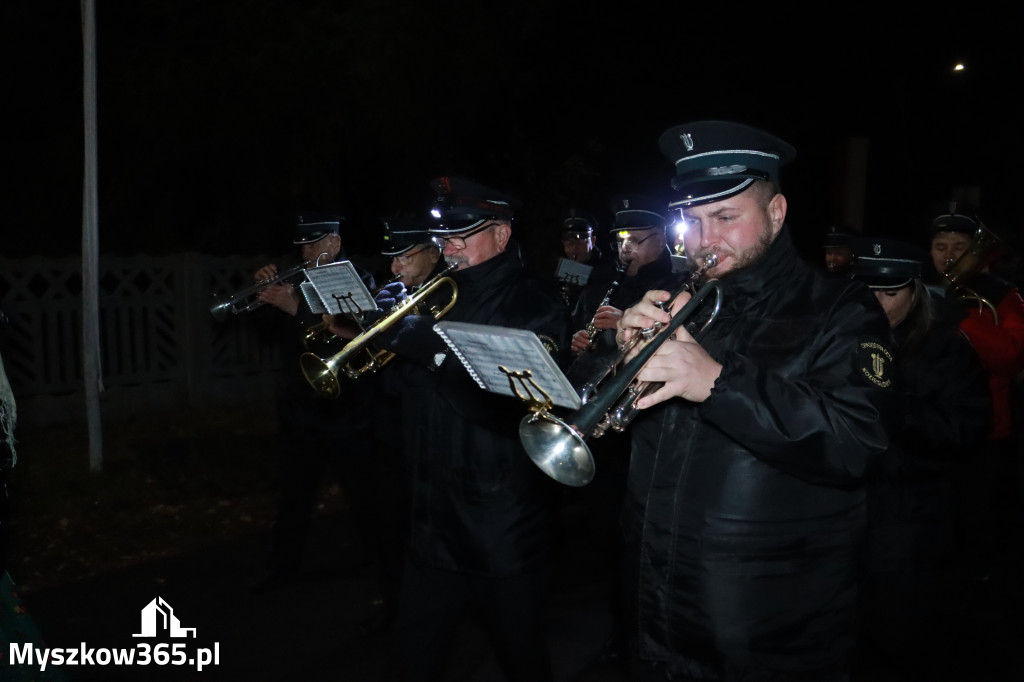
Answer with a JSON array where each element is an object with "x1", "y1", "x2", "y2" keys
[
  {"x1": 431, "y1": 223, "x2": 492, "y2": 250},
  {"x1": 614, "y1": 232, "x2": 657, "y2": 248},
  {"x1": 391, "y1": 247, "x2": 431, "y2": 265}
]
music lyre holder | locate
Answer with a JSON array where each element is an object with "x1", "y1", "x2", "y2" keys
[
  {"x1": 332, "y1": 292, "x2": 366, "y2": 316},
  {"x1": 499, "y1": 366, "x2": 553, "y2": 414}
]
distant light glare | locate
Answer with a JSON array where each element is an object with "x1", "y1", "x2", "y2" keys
[{"x1": 953, "y1": 63, "x2": 965, "y2": 72}]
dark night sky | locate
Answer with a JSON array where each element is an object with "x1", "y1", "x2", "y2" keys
[{"x1": 3, "y1": 1, "x2": 1023, "y2": 267}]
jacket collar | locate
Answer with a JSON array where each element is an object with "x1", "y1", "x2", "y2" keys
[
  {"x1": 451, "y1": 241, "x2": 522, "y2": 295},
  {"x1": 716, "y1": 224, "x2": 799, "y2": 304},
  {"x1": 630, "y1": 248, "x2": 674, "y2": 281}
]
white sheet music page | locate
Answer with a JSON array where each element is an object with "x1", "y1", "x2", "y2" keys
[
  {"x1": 433, "y1": 321, "x2": 582, "y2": 410},
  {"x1": 303, "y1": 261, "x2": 376, "y2": 315},
  {"x1": 554, "y1": 258, "x2": 593, "y2": 287},
  {"x1": 299, "y1": 281, "x2": 328, "y2": 314}
]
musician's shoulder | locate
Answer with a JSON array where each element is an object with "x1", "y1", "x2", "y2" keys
[{"x1": 516, "y1": 272, "x2": 571, "y2": 308}]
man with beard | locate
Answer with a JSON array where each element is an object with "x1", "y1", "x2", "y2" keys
[
  {"x1": 614, "y1": 121, "x2": 896, "y2": 681},
  {"x1": 373, "y1": 177, "x2": 572, "y2": 682}
]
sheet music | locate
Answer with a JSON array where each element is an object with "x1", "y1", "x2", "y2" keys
[
  {"x1": 303, "y1": 261, "x2": 376, "y2": 315},
  {"x1": 554, "y1": 258, "x2": 593, "y2": 287},
  {"x1": 300, "y1": 281, "x2": 327, "y2": 314},
  {"x1": 434, "y1": 321, "x2": 582, "y2": 410}
]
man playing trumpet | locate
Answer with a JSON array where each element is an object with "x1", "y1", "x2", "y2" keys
[
  {"x1": 249, "y1": 214, "x2": 383, "y2": 601},
  {"x1": 371, "y1": 177, "x2": 572, "y2": 682},
  {"x1": 613, "y1": 121, "x2": 896, "y2": 682}
]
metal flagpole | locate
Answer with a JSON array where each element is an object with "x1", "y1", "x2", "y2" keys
[{"x1": 81, "y1": 0, "x2": 103, "y2": 471}]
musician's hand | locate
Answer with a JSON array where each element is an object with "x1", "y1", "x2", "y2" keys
[
  {"x1": 258, "y1": 283, "x2": 300, "y2": 316},
  {"x1": 324, "y1": 313, "x2": 360, "y2": 341},
  {"x1": 253, "y1": 264, "x2": 277, "y2": 282},
  {"x1": 615, "y1": 290, "x2": 674, "y2": 354},
  {"x1": 592, "y1": 305, "x2": 623, "y2": 330},
  {"x1": 373, "y1": 282, "x2": 408, "y2": 312},
  {"x1": 571, "y1": 330, "x2": 592, "y2": 353},
  {"x1": 633, "y1": 323, "x2": 722, "y2": 406}
]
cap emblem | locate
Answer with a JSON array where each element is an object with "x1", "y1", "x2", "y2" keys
[
  {"x1": 681, "y1": 133, "x2": 695, "y2": 151},
  {"x1": 873, "y1": 243, "x2": 882, "y2": 255},
  {"x1": 708, "y1": 164, "x2": 747, "y2": 176}
]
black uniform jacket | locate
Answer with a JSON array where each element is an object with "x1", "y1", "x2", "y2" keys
[
  {"x1": 380, "y1": 244, "x2": 573, "y2": 577},
  {"x1": 623, "y1": 226, "x2": 896, "y2": 680},
  {"x1": 865, "y1": 293, "x2": 990, "y2": 573}
]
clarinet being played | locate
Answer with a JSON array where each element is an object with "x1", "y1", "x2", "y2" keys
[{"x1": 583, "y1": 262, "x2": 628, "y2": 348}]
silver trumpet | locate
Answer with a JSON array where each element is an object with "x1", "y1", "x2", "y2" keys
[
  {"x1": 518, "y1": 255, "x2": 722, "y2": 487},
  {"x1": 209, "y1": 252, "x2": 329, "y2": 320}
]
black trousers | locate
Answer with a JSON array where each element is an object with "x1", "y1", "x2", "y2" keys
[
  {"x1": 387, "y1": 560, "x2": 553, "y2": 682},
  {"x1": 268, "y1": 394, "x2": 385, "y2": 573}
]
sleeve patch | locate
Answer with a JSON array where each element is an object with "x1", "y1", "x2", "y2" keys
[
  {"x1": 858, "y1": 341, "x2": 893, "y2": 388},
  {"x1": 537, "y1": 334, "x2": 560, "y2": 355}
]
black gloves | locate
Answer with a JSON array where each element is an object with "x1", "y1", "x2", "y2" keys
[{"x1": 364, "y1": 282, "x2": 409, "y2": 326}]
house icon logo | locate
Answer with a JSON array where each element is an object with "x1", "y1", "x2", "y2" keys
[{"x1": 132, "y1": 597, "x2": 197, "y2": 638}]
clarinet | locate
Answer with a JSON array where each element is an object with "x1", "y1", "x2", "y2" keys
[{"x1": 584, "y1": 263, "x2": 628, "y2": 346}]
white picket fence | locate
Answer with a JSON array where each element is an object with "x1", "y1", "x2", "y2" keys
[{"x1": 0, "y1": 253, "x2": 288, "y2": 426}]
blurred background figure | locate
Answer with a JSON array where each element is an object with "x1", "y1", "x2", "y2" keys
[
  {"x1": 823, "y1": 223, "x2": 857, "y2": 276},
  {"x1": 851, "y1": 237, "x2": 990, "y2": 681},
  {"x1": 925, "y1": 200, "x2": 1024, "y2": 586},
  {"x1": 553, "y1": 209, "x2": 611, "y2": 310},
  {"x1": 1, "y1": 313, "x2": 70, "y2": 682},
  {"x1": 1, "y1": 311, "x2": 16, "y2": 585}
]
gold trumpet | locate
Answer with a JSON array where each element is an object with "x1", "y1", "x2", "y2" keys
[
  {"x1": 518, "y1": 255, "x2": 722, "y2": 487},
  {"x1": 940, "y1": 221, "x2": 1008, "y2": 324},
  {"x1": 299, "y1": 266, "x2": 459, "y2": 398}
]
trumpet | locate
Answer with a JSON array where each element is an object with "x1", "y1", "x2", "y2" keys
[
  {"x1": 209, "y1": 252, "x2": 329, "y2": 320},
  {"x1": 518, "y1": 255, "x2": 721, "y2": 487},
  {"x1": 299, "y1": 265, "x2": 458, "y2": 398},
  {"x1": 301, "y1": 274, "x2": 404, "y2": 352}
]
